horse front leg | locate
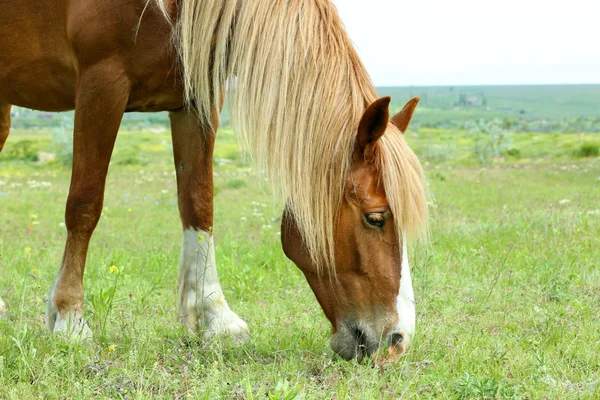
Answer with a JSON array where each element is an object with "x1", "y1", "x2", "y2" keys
[
  {"x1": 170, "y1": 110, "x2": 249, "y2": 342},
  {"x1": 45, "y1": 64, "x2": 129, "y2": 340}
]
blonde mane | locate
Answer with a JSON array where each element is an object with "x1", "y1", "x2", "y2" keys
[{"x1": 155, "y1": 0, "x2": 427, "y2": 271}]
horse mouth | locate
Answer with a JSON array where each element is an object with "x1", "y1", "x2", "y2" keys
[{"x1": 352, "y1": 326, "x2": 369, "y2": 362}]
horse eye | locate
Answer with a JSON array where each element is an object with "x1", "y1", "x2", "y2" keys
[{"x1": 365, "y1": 213, "x2": 385, "y2": 228}]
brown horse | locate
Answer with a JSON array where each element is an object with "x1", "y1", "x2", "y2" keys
[{"x1": 0, "y1": 0, "x2": 427, "y2": 361}]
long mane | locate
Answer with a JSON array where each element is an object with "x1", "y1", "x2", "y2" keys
[{"x1": 156, "y1": 0, "x2": 427, "y2": 271}]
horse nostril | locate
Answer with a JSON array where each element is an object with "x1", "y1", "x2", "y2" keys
[{"x1": 390, "y1": 332, "x2": 404, "y2": 346}]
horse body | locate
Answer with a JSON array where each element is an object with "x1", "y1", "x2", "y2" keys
[{"x1": 0, "y1": 0, "x2": 427, "y2": 361}]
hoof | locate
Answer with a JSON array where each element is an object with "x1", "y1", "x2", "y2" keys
[
  {"x1": 203, "y1": 309, "x2": 250, "y2": 343},
  {"x1": 46, "y1": 283, "x2": 92, "y2": 342},
  {"x1": 52, "y1": 312, "x2": 93, "y2": 342}
]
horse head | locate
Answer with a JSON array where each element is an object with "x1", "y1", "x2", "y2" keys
[{"x1": 282, "y1": 97, "x2": 423, "y2": 361}]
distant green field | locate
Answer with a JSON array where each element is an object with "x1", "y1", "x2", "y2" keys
[
  {"x1": 9, "y1": 84, "x2": 600, "y2": 133},
  {"x1": 378, "y1": 85, "x2": 600, "y2": 134},
  {"x1": 380, "y1": 84, "x2": 600, "y2": 119},
  {"x1": 1, "y1": 125, "x2": 599, "y2": 398}
]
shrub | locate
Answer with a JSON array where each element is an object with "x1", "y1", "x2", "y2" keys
[
  {"x1": 52, "y1": 124, "x2": 73, "y2": 166},
  {"x1": 468, "y1": 119, "x2": 513, "y2": 165},
  {"x1": 505, "y1": 148, "x2": 521, "y2": 158},
  {"x1": 4, "y1": 140, "x2": 40, "y2": 161},
  {"x1": 226, "y1": 178, "x2": 246, "y2": 189},
  {"x1": 418, "y1": 144, "x2": 452, "y2": 163},
  {"x1": 114, "y1": 145, "x2": 148, "y2": 166},
  {"x1": 575, "y1": 142, "x2": 599, "y2": 158}
]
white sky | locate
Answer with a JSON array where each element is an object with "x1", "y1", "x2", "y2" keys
[{"x1": 332, "y1": 0, "x2": 600, "y2": 86}]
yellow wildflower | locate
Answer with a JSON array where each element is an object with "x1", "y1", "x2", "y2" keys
[
  {"x1": 109, "y1": 265, "x2": 119, "y2": 274},
  {"x1": 108, "y1": 344, "x2": 116, "y2": 352},
  {"x1": 198, "y1": 234, "x2": 205, "y2": 243},
  {"x1": 24, "y1": 247, "x2": 32, "y2": 257}
]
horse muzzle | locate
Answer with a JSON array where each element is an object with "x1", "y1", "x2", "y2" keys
[{"x1": 329, "y1": 321, "x2": 410, "y2": 362}]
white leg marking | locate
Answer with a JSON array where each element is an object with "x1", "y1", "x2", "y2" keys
[
  {"x1": 394, "y1": 235, "x2": 416, "y2": 345},
  {"x1": 45, "y1": 282, "x2": 92, "y2": 341},
  {"x1": 0, "y1": 296, "x2": 6, "y2": 318},
  {"x1": 179, "y1": 229, "x2": 249, "y2": 342}
]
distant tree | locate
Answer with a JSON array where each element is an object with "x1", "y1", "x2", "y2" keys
[{"x1": 502, "y1": 118, "x2": 515, "y2": 130}]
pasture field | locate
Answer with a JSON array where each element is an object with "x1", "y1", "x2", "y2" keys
[{"x1": 0, "y1": 126, "x2": 599, "y2": 399}]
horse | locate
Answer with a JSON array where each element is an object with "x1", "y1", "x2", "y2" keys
[{"x1": 0, "y1": 0, "x2": 427, "y2": 361}]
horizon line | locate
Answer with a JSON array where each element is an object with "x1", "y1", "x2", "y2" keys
[{"x1": 376, "y1": 82, "x2": 600, "y2": 88}]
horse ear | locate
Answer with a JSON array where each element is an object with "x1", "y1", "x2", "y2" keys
[
  {"x1": 391, "y1": 97, "x2": 420, "y2": 133},
  {"x1": 355, "y1": 97, "x2": 391, "y2": 156}
]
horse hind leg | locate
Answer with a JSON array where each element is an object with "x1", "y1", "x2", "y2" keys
[
  {"x1": 170, "y1": 109, "x2": 249, "y2": 342},
  {"x1": 45, "y1": 65, "x2": 128, "y2": 340},
  {"x1": 0, "y1": 103, "x2": 11, "y2": 152}
]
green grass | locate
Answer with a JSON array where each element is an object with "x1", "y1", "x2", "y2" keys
[{"x1": 0, "y1": 128, "x2": 599, "y2": 398}]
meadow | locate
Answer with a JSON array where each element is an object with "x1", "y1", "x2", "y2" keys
[{"x1": 1, "y1": 88, "x2": 600, "y2": 398}]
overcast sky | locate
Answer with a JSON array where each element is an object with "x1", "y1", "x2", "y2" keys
[{"x1": 333, "y1": 0, "x2": 600, "y2": 86}]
